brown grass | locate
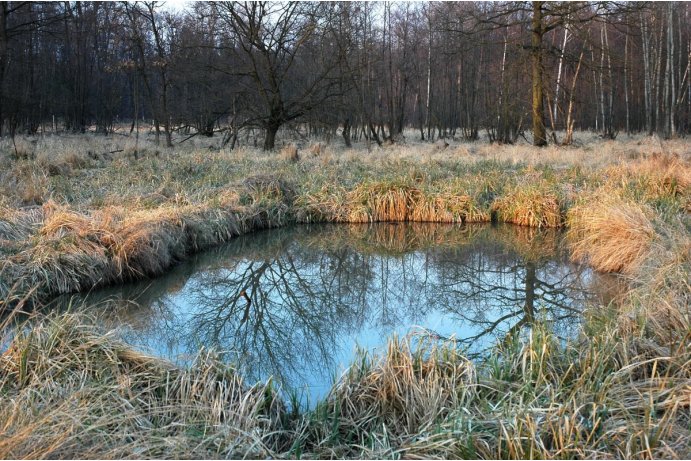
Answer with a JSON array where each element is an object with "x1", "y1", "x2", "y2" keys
[
  {"x1": 1, "y1": 132, "x2": 690, "y2": 459},
  {"x1": 1, "y1": 209, "x2": 689, "y2": 458},
  {"x1": 567, "y1": 194, "x2": 656, "y2": 273},
  {"x1": 492, "y1": 186, "x2": 563, "y2": 228},
  {"x1": 0, "y1": 314, "x2": 285, "y2": 459},
  {"x1": 624, "y1": 153, "x2": 691, "y2": 205},
  {"x1": 1, "y1": 179, "x2": 295, "y2": 305},
  {"x1": 279, "y1": 143, "x2": 299, "y2": 162},
  {"x1": 299, "y1": 181, "x2": 490, "y2": 224}
]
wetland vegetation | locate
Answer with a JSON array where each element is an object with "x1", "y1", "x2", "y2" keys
[{"x1": 0, "y1": 132, "x2": 689, "y2": 459}]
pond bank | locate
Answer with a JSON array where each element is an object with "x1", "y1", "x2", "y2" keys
[{"x1": 1, "y1": 147, "x2": 687, "y2": 307}]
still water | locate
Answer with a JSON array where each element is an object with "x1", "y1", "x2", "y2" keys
[{"x1": 52, "y1": 223, "x2": 621, "y2": 404}]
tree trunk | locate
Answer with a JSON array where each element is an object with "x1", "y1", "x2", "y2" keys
[
  {"x1": 531, "y1": 1, "x2": 547, "y2": 146},
  {"x1": 0, "y1": 3, "x2": 8, "y2": 136},
  {"x1": 667, "y1": 3, "x2": 675, "y2": 137},
  {"x1": 416, "y1": 91, "x2": 425, "y2": 140},
  {"x1": 425, "y1": 9, "x2": 433, "y2": 141},
  {"x1": 342, "y1": 118, "x2": 352, "y2": 147},
  {"x1": 554, "y1": 23, "x2": 569, "y2": 126},
  {"x1": 604, "y1": 22, "x2": 614, "y2": 135},
  {"x1": 654, "y1": 19, "x2": 663, "y2": 133},
  {"x1": 624, "y1": 31, "x2": 630, "y2": 134},
  {"x1": 154, "y1": 120, "x2": 161, "y2": 146},
  {"x1": 641, "y1": 12, "x2": 653, "y2": 134},
  {"x1": 564, "y1": 44, "x2": 585, "y2": 145},
  {"x1": 599, "y1": 24, "x2": 606, "y2": 133},
  {"x1": 591, "y1": 45, "x2": 599, "y2": 130},
  {"x1": 264, "y1": 122, "x2": 280, "y2": 150},
  {"x1": 369, "y1": 121, "x2": 382, "y2": 146},
  {"x1": 164, "y1": 119, "x2": 173, "y2": 147}
]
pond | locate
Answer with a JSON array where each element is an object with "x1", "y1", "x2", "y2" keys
[{"x1": 50, "y1": 223, "x2": 622, "y2": 405}]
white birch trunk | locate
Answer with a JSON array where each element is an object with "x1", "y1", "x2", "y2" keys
[
  {"x1": 553, "y1": 24, "x2": 569, "y2": 125},
  {"x1": 655, "y1": 18, "x2": 664, "y2": 133},
  {"x1": 604, "y1": 21, "x2": 613, "y2": 134},
  {"x1": 641, "y1": 12, "x2": 652, "y2": 133},
  {"x1": 599, "y1": 23, "x2": 606, "y2": 132}
]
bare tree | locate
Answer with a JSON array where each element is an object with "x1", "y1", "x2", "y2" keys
[{"x1": 215, "y1": 1, "x2": 340, "y2": 150}]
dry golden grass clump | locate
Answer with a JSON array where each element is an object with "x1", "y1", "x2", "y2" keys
[
  {"x1": 481, "y1": 324, "x2": 689, "y2": 459},
  {"x1": 0, "y1": 205, "x2": 45, "y2": 242},
  {"x1": 629, "y1": 153, "x2": 691, "y2": 208},
  {"x1": 412, "y1": 191, "x2": 489, "y2": 223},
  {"x1": 1, "y1": 184, "x2": 295, "y2": 303},
  {"x1": 1, "y1": 163, "x2": 50, "y2": 206},
  {"x1": 279, "y1": 143, "x2": 299, "y2": 162},
  {"x1": 308, "y1": 142, "x2": 326, "y2": 157},
  {"x1": 327, "y1": 338, "x2": 476, "y2": 431},
  {"x1": 300, "y1": 180, "x2": 489, "y2": 224},
  {"x1": 601, "y1": 152, "x2": 691, "y2": 209},
  {"x1": 0, "y1": 314, "x2": 285, "y2": 459},
  {"x1": 241, "y1": 174, "x2": 295, "y2": 204},
  {"x1": 303, "y1": 337, "x2": 477, "y2": 458},
  {"x1": 491, "y1": 186, "x2": 563, "y2": 228},
  {"x1": 35, "y1": 149, "x2": 89, "y2": 177},
  {"x1": 567, "y1": 194, "x2": 656, "y2": 274},
  {"x1": 610, "y1": 220, "x2": 690, "y2": 345},
  {"x1": 347, "y1": 181, "x2": 423, "y2": 222}
]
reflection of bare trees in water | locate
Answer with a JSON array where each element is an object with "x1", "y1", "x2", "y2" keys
[
  {"x1": 51, "y1": 224, "x2": 621, "y2": 390},
  {"x1": 186, "y1": 252, "x2": 372, "y2": 384},
  {"x1": 431, "y1": 249, "x2": 593, "y2": 348}
]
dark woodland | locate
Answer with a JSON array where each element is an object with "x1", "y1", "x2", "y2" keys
[{"x1": 1, "y1": 1, "x2": 689, "y2": 149}]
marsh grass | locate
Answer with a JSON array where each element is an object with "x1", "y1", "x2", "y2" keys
[
  {"x1": 0, "y1": 313, "x2": 287, "y2": 459},
  {"x1": 0, "y1": 132, "x2": 690, "y2": 458},
  {"x1": 2, "y1": 283, "x2": 687, "y2": 459},
  {"x1": 492, "y1": 186, "x2": 563, "y2": 228}
]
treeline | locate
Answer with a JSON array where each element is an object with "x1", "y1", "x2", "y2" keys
[{"x1": 0, "y1": 1, "x2": 689, "y2": 149}]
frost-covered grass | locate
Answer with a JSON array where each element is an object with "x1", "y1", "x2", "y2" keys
[{"x1": 0, "y1": 131, "x2": 689, "y2": 459}]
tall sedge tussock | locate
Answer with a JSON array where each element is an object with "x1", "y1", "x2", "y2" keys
[
  {"x1": 567, "y1": 194, "x2": 656, "y2": 273},
  {"x1": 491, "y1": 186, "x2": 563, "y2": 228},
  {"x1": 625, "y1": 153, "x2": 691, "y2": 205},
  {"x1": 346, "y1": 181, "x2": 422, "y2": 222},
  {"x1": 1, "y1": 180, "x2": 293, "y2": 303},
  {"x1": 610, "y1": 217, "x2": 690, "y2": 345},
  {"x1": 299, "y1": 181, "x2": 489, "y2": 224},
  {"x1": 304, "y1": 336, "x2": 476, "y2": 457},
  {"x1": 0, "y1": 205, "x2": 45, "y2": 241},
  {"x1": 279, "y1": 143, "x2": 299, "y2": 162}
]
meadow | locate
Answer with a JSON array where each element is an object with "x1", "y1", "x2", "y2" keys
[{"x1": 0, "y1": 131, "x2": 689, "y2": 458}]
